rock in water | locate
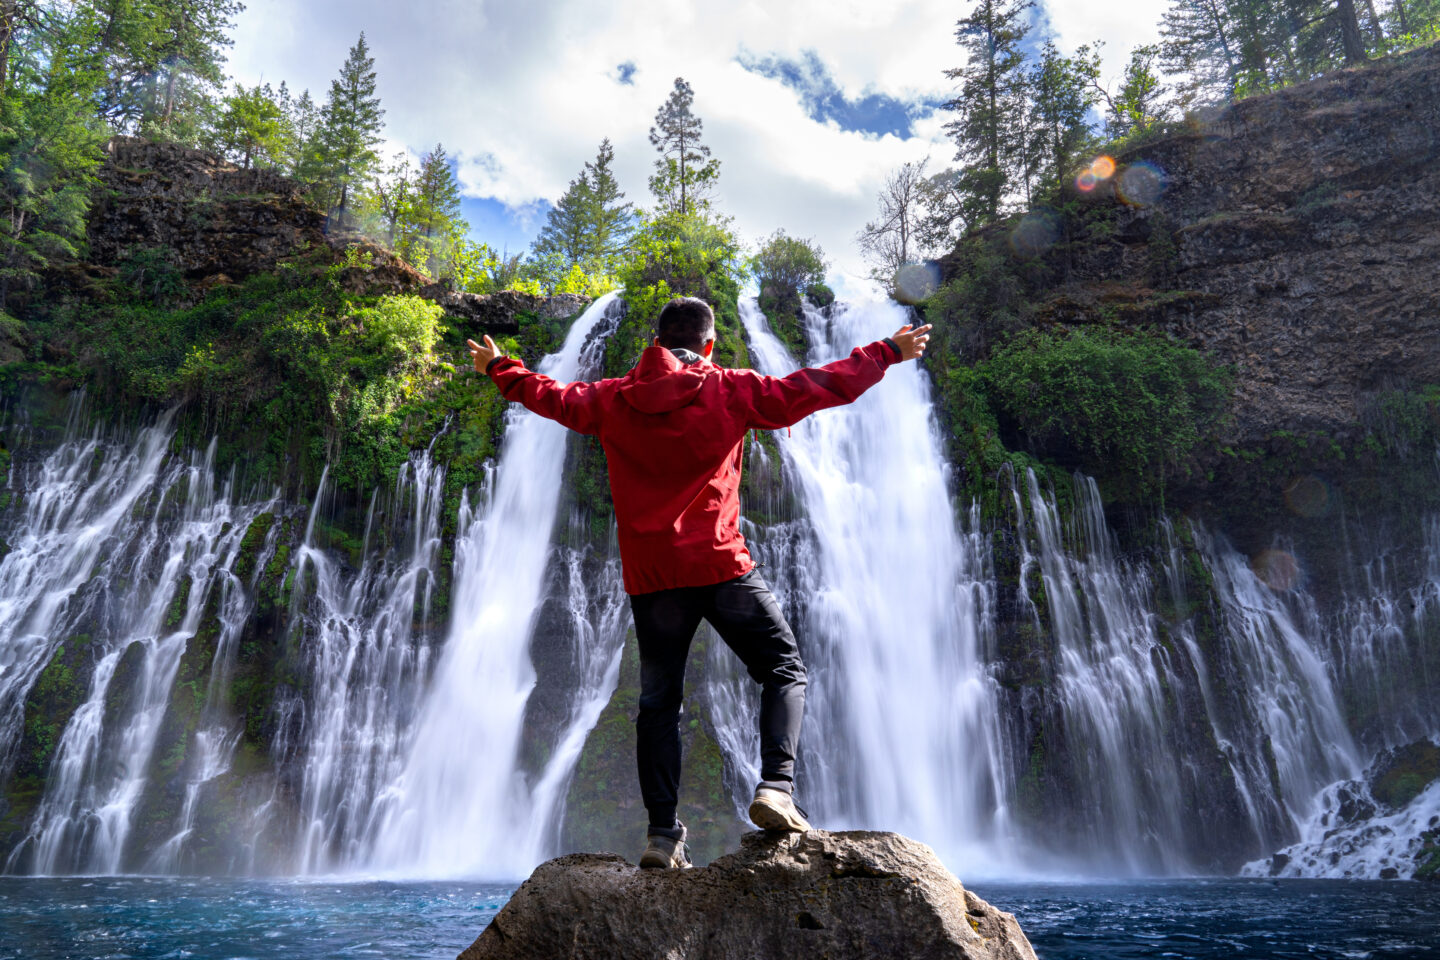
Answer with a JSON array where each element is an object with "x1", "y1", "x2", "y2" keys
[{"x1": 458, "y1": 830, "x2": 1038, "y2": 960}]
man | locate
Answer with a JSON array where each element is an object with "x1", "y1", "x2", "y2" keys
[{"x1": 468, "y1": 296, "x2": 930, "y2": 869}]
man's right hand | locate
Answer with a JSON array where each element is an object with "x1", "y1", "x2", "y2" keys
[{"x1": 890, "y1": 323, "x2": 932, "y2": 361}]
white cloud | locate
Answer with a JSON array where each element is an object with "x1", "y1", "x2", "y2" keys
[{"x1": 228, "y1": 0, "x2": 1171, "y2": 276}]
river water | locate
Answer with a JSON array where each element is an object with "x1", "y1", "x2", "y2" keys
[{"x1": 2, "y1": 877, "x2": 1437, "y2": 959}]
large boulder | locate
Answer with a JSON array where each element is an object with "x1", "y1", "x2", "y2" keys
[{"x1": 459, "y1": 830, "x2": 1038, "y2": 960}]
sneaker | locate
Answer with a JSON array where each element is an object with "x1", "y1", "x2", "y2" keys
[
  {"x1": 748, "y1": 785, "x2": 811, "y2": 833},
  {"x1": 639, "y1": 827, "x2": 693, "y2": 869}
]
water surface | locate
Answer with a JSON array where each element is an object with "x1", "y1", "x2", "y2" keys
[{"x1": 2, "y1": 877, "x2": 1438, "y2": 959}]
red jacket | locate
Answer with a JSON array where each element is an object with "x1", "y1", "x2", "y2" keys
[{"x1": 489, "y1": 340, "x2": 901, "y2": 594}]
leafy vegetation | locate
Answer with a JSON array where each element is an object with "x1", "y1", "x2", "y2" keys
[{"x1": 979, "y1": 327, "x2": 1233, "y2": 497}]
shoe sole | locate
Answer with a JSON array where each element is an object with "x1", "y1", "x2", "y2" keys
[{"x1": 749, "y1": 796, "x2": 811, "y2": 833}]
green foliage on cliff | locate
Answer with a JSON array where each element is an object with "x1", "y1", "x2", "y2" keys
[
  {"x1": 610, "y1": 211, "x2": 749, "y2": 377},
  {"x1": 980, "y1": 327, "x2": 1233, "y2": 497}
]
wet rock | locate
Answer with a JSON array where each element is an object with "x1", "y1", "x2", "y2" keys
[{"x1": 458, "y1": 830, "x2": 1038, "y2": 960}]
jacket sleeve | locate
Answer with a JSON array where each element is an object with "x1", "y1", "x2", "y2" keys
[
  {"x1": 487, "y1": 357, "x2": 604, "y2": 436},
  {"x1": 734, "y1": 340, "x2": 902, "y2": 430}
]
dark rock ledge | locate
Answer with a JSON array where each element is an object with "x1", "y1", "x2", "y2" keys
[{"x1": 459, "y1": 830, "x2": 1038, "y2": 960}]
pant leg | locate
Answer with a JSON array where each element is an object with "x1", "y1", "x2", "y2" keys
[
  {"x1": 629, "y1": 586, "x2": 705, "y2": 833},
  {"x1": 703, "y1": 569, "x2": 807, "y2": 793}
]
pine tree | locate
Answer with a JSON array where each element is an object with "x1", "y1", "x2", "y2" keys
[
  {"x1": 283, "y1": 87, "x2": 319, "y2": 176},
  {"x1": 1159, "y1": 0, "x2": 1243, "y2": 105},
  {"x1": 313, "y1": 32, "x2": 385, "y2": 227},
  {"x1": 209, "y1": 82, "x2": 287, "y2": 169},
  {"x1": 942, "y1": 0, "x2": 1035, "y2": 224},
  {"x1": 397, "y1": 143, "x2": 462, "y2": 272},
  {"x1": 0, "y1": 5, "x2": 107, "y2": 308},
  {"x1": 648, "y1": 77, "x2": 720, "y2": 217},
  {"x1": 1026, "y1": 40, "x2": 1100, "y2": 193},
  {"x1": 583, "y1": 137, "x2": 634, "y2": 265},
  {"x1": 1095, "y1": 45, "x2": 1169, "y2": 140},
  {"x1": 532, "y1": 170, "x2": 595, "y2": 266},
  {"x1": 534, "y1": 138, "x2": 635, "y2": 271}
]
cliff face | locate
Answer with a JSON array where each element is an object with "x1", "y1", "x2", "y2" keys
[
  {"x1": 1123, "y1": 44, "x2": 1439, "y2": 446},
  {"x1": 945, "y1": 42, "x2": 1440, "y2": 451}
]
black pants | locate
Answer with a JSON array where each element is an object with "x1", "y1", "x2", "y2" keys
[{"x1": 630, "y1": 568, "x2": 806, "y2": 834}]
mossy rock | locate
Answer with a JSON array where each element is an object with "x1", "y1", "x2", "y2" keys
[{"x1": 1370, "y1": 740, "x2": 1440, "y2": 809}]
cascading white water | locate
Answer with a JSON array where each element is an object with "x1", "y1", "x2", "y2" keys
[
  {"x1": 368, "y1": 292, "x2": 628, "y2": 878},
  {"x1": 724, "y1": 297, "x2": 1009, "y2": 870},
  {"x1": 280, "y1": 450, "x2": 447, "y2": 873},
  {"x1": 1198, "y1": 529, "x2": 1361, "y2": 829},
  {"x1": 1013, "y1": 470, "x2": 1193, "y2": 872},
  {"x1": 0, "y1": 413, "x2": 272, "y2": 875}
]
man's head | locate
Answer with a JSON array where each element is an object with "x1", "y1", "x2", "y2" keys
[{"x1": 655, "y1": 297, "x2": 716, "y2": 357}]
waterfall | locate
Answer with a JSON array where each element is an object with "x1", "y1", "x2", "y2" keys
[
  {"x1": 278, "y1": 449, "x2": 447, "y2": 873},
  {"x1": 724, "y1": 297, "x2": 1009, "y2": 870},
  {"x1": 368, "y1": 292, "x2": 627, "y2": 878},
  {"x1": 0, "y1": 411, "x2": 272, "y2": 875}
]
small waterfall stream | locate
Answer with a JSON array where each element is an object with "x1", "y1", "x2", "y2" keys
[
  {"x1": 367, "y1": 292, "x2": 628, "y2": 878},
  {"x1": 0, "y1": 412, "x2": 273, "y2": 874},
  {"x1": 724, "y1": 298, "x2": 1010, "y2": 869}
]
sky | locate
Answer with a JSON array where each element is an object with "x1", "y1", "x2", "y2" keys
[{"x1": 228, "y1": 0, "x2": 1169, "y2": 280}]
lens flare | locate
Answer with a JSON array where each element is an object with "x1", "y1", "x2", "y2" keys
[
  {"x1": 1283, "y1": 474, "x2": 1332, "y2": 518},
  {"x1": 1091, "y1": 155, "x2": 1116, "y2": 179},
  {"x1": 893, "y1": 261, "x2": 940, "y2": 304},
  {"x1": 1117, "y1": 162, "x2": 1166, "y2": 206},
  {"x1": 1251, "y1": 549, "x2": 1301, "y2": 592},
  {"x1": 1076, "y1": 170, "x2": 1098, "y2": 192},
  {"x1": 1009, "y1": 210, "x2": 1060, "y2": 258}
]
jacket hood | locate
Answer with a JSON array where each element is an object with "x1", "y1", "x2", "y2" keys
[{"x1": 617, "y1": 345, "x2": 713, "y2": 414}]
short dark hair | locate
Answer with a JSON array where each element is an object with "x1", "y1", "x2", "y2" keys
[{"x1": 656, "y1": 297, "x2": 716, "y2": 351}]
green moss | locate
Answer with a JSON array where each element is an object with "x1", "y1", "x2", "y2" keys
[
  {"x1": 233, "y1": 513, "x2": 276, "y2": 583},
  {"x1": 1370, "y1": 741, "x2": 1440, "y2": 809}
]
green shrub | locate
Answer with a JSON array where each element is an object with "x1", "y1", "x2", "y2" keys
[{"x1": 979, "y1": 327, "x2": 1232, "y2": 496}]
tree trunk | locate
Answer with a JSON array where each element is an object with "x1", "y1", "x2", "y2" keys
[
  {"x1": 0, "y1": 1, "x2": 16, "y2": 94},
  {"x1": 1394, "y1": 0, "x2": 1410, "y2": 35},
  {"x1": 1362, "y1": 0, "x2": 1386, "y2": 43},
  {"x1": 1337, "y1": 0, "x2": 1369, "y2": 63}
]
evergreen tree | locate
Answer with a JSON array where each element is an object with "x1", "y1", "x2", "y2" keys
[
  {"x1": 942, "y1": 0, "x2": 1034, "y2": 224},
  {"x1": 532, "y1": 170, "x2": 595, "y2": 266},
  {"x1": 583, "y1": 137, "x2": 634, "y2": 264},
  {"x1": 0, "y1": 6, "x2": 106, "y2": 309},
  {"x1": 1095, "y1": 45, "x2": 1169, "y2": 140},
  {"x1": 283, "y1": 87, "x2": 319, "y2": 176},
  {"x1": 396, "y1": 143, "x2": 462, "y2": 272},
  {"x1": 648, "y1": 77, "x2": 720, "y2": 217},
  {"x1": 1026, "y1": 40, "x2": 1101, "y2": 192},
  {"x1": 534, "y1": 138, "x2": 634, "y2": 272},
  {"x1": 1159, "y1": 0, "x2": 1243, "y2": 105},
  {"x1": 369, "y1": 149, "x2": 413, "y2": 248},
  {"x1": 208, "y1": 81, "x2": 287, "y2": 169},
  {"x1": 146, "y1": 0, "x2": 242, "y2": 141},
  {"x1": 68, "y1": 0, "x2": 240, "y2": 142},
  {"x1": 312, "y1": 32, "x2": 385, "y2": 227}
]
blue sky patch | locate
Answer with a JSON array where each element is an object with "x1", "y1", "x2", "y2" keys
[
  {"x1": 736, "y1": 49, "x2": 937, "y2": 138},
  {"x1": 614, "y1": 61, "x2": 637, "y2": 85},
  {"x1": 461, "y1": 196, "x2": 547, "y2": 257}
]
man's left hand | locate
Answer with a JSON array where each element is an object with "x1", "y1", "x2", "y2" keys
[{"x1": 467, "y1": 335, "x2": 501, "y2": 373}]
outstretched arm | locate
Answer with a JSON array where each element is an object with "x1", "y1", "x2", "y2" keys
[
  {"x1": 739, "y1": 323, "x2": 932, "y2": 430},
  {"x1": 468, "y1": 335, "x2": 603, "y2": 435}
]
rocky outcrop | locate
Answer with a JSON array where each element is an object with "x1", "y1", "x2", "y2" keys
[
  {"x1": 459, "y1": 830, "x2": 1038, "y2": 960},
  {"x1": 416, "y1": 283, "x2": 591, "y2": 334},
  {"x1": 84, "y1": 137, "x2": 592, "y2": 327},
  {"x1": 90, "y1": 137, "x2": 336, "y2": 283},
  {"x1": 1019, "y1": 43, "x2": 1440, "y2": 447}
]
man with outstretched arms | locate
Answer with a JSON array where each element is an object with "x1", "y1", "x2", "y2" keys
[{"x1": 468, "y1": 297, "x2": 931, "y2": 869}]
